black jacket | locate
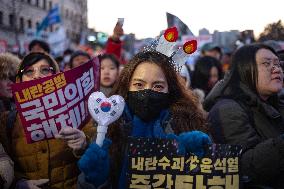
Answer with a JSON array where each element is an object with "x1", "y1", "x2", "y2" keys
[{"x1": 204, "y1": 78, "x2": 284, "y2": 189}]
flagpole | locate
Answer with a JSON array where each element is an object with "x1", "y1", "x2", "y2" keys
[{"x1": 60, "y1": 0, "x2": 64, "y2": 25}]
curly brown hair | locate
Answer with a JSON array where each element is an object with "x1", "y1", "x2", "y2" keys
[{"x1": 106, "y1": 51, "x2": 207, "y2": 185}]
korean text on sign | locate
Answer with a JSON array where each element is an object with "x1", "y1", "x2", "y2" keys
[{"x1": 12, "y1": 58, "x2": 100, "y2": 143}]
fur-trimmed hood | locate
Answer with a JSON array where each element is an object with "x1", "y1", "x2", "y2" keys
[{"x1": 0, "y1": 53, "x2": 20, "y2": 80}]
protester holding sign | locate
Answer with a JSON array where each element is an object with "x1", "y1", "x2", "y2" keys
[
  {"x1": 78, "y1": 28, "x2": 212, "y2": 188},
  {"x1": 0, "y1": 52, "x2": 96, "y2": 189},
  {"x1": 204, "y1": 44, "x2": 284, "y2": 188}
]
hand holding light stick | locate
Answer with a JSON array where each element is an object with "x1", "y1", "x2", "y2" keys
[{"x1": 88, "y1": 92, "x2": 125, "y2": 147}]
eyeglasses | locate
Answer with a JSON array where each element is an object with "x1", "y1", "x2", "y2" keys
[
  {"x1": 21, "y1": 66, "x2": 54, "y2": 78},
  {"x1": 259, "y1": 58, "x2": 284, "y2": 71}
]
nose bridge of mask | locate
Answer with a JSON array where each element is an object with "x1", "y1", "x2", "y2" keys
[
  {"x1": 138, "y1": 89, "x2": 152, "y2": 104},
  {"x1": 127, "y1": 89, "x2": 169, "y2": 122}
]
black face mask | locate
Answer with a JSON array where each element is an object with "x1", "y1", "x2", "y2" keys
[{"x1": 127, "y1": 89, "x2": 170, "y2": 122}]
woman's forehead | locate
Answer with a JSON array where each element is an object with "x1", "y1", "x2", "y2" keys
[
  {"x1": 132, "y1": 62, "x2": 165, "y2": 79},
  {"x1": 256, "y1": 48, "x2": 277, "y2": 60},
  {"x1": 101, "y1": 58, "x2": 117, "y2": 66},
  {"x1": 29, "y1": 59, "x2": 50, "y2": 68}
]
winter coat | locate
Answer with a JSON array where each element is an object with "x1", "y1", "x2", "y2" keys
[
  {"x1": 0, "y1": 112, "x2": 96, "y2": 189},
  {"x1": 0, "y1": 97, "x2": 16, "y2": 112},
  {"x1": 0, "y1": 143, "x2": 14, "y2": 189},
  {"x1": 105, "y1": 37, "x2": 126, "y2": 65},
  {"x1": 77, "y1": 109, "x2": 175, "y2": 189},
  {"x1": 204, "y1": 78, "x2": 284, "y2": 189},
  {"x1": 0, "y1": 52, "x2": 97, "y2": 188},
  {"x1": 105, "y1": 38, "x2": 122, "y2": 60},
  {"x1": 100, "y1": 86, "x2": 113, "y2": 97}
]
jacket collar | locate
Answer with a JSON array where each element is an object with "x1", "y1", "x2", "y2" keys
[
  {"x1": 204, "y1": 73, "x2": 281, "y2": 119},
  {"x1": 120, "y1": 105, "x2": 172, "y2": 137},
  {"x1": 239, "y1": 83, "x2": 280, "y2": 119}
]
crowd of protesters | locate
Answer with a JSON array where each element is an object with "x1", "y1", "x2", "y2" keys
[{"x1": 0, "y1": 20, "x2": 284, "y2": 189}]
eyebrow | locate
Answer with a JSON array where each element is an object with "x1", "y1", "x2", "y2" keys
[
  {"x1": 132, "y1": 78, "x2": 146, "y2": 83},
  {"x1": 152, "y1": 81, "x2": 167, "y2": 85},
  {"x1": 132, "y1": 78, "x2": 166, "y2": 84},
  {"x1": 262, "y1": 57, "x2": 279, "y2": 61}
]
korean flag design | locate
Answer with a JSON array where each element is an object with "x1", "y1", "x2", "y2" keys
[
  {"x1": 88, "y1": 91, "x2": 125, "y2": 146},
  {"x1": 88, "y1": 91, "x2": 125, "y2": 126},
  {"x1": 100, "y1": 102, "x2": 112, "y2": 112}
]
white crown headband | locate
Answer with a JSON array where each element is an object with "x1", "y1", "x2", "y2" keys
[{"x1": 143, "y1": 27, "x2": 197, "y2": 71}]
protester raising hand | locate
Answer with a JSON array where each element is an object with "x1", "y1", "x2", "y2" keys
[
  {"x1": 112, "y1": 21, "x2": 124, "y2": 41},
  {"x1": 105, "y1": 19, "x2": 126, "y2": 64}
]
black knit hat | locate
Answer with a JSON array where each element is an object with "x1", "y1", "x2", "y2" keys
[
  {"x1": 69, "y1": 50, "x2": 91, "y2": 68},
  {"x1": 28, "y1": 39, "x2": 50, "y2": 53}
]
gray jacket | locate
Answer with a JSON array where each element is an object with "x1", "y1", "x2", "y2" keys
[
  {"x1": 204, "y1": 77, "x2": 284, "y2": 189},
  {"x1": 0, "y1": 143, "x2": 14, "y2": 189}
]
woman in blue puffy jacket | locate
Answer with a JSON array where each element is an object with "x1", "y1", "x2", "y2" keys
[{"x1": 78, "y1": 50, "x2": 212, "y2": 188}]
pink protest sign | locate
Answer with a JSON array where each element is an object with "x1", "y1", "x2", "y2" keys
[{"x1": 12, "y1": 57, "x2": 100, "y2": 143}]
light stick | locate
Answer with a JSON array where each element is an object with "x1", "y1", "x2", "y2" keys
[{"x1": 88, "y1": 92, "x2": 125, "y2": 147}]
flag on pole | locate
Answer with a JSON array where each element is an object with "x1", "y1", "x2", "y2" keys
[
  {"x1": 166, "y1": 12, "x2": 194, "y2": 37},
  {"x1": 48, "y1": 26, "x2": 68, "y2": 56},
  {"x1": 37, "y1": 5, "x2": 61, "y2": 34}
]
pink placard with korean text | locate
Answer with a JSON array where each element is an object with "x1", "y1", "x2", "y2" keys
[{"x1": 12, "y1": 57, "x2": 100, "y2": 143}]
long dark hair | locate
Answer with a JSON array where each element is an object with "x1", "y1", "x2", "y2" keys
[
  {"x1": 229, "y1": 43, "x2": 277, "y2": 96},
  {"x1": 110, "y1": 51, "x2": 206, "y2": 133},
  {"x1": 191, "y1": 56, "x2": 223, "y2": 95},
  {"x1": 107, "y1": 51, "x2": 207, "y2": 185},
  {"x1": 98, "y1": 53, "x2": 120, "y2": 69}
]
